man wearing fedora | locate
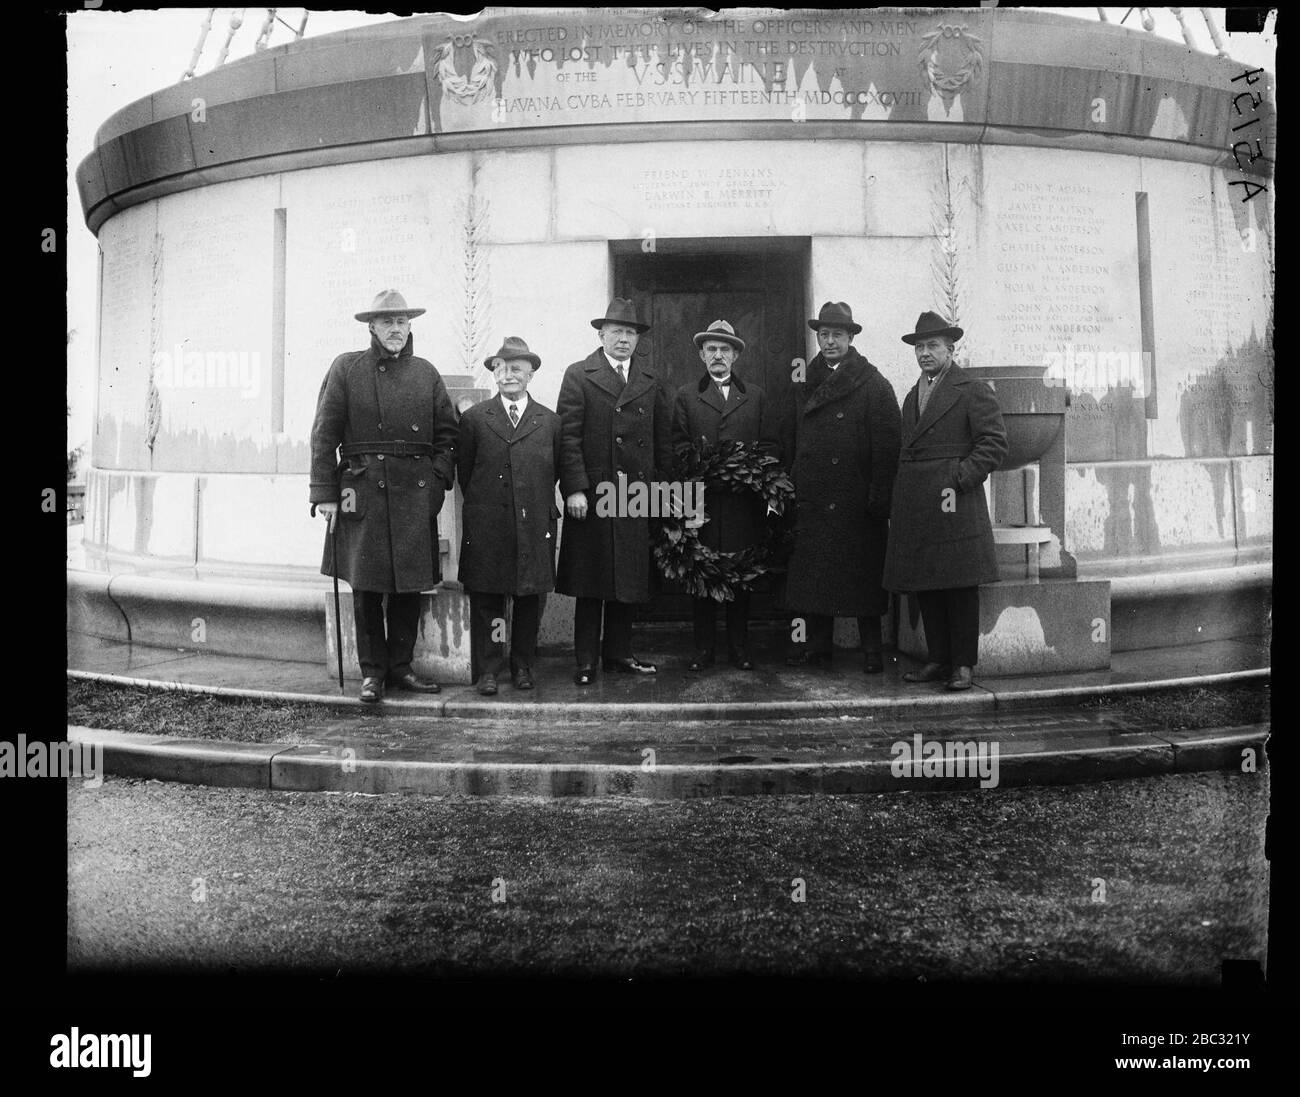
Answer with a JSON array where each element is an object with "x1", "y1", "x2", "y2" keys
[
  {"x1": 883, "y1": 311, "x2": 1008, "y2": 691},
  {"x1": 310, "y1": 289, "x2": 459, "y2": 703},
  {"x1": 672, "y1": 320, "x2": 781, "y2": 671},
  {"x1": 458, "y1": 337, "x2": 580, "y2": 694},
  {"x1": 782, "y1": 301, "x2": 902, "y2": 672},
  {"x1": 555, "y1": 297, "x2": 672, "y2": 685}
]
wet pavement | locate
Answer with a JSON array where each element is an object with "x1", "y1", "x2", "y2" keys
[{"x1": 67, "y1": 629, "x2": 1270, "y2": 719}]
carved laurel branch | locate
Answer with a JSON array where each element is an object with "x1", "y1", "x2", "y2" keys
[
  {"x1": 456, "y1": 194, "x2": 493, "y2": 390},
  {"x1": 931, "y1": 148, "x2": 975, "y2": 366},
  {"x1": 146, "y1": 232, "x2": 164, "y2": 455}
]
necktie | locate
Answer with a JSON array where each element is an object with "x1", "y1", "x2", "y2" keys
[
  {"x1": 508, "y1": 402, "x2": 520, "y2": 428},
  {"x1": 615, "y1": 362, "x2": 626, "y2": 388}
]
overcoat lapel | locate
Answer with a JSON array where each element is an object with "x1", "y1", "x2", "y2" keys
[
  {"x1": 698, "y1": 382, "x2": 725, "y2": 415},
  {"x1": 617, "y1": 357, "x2": 657, "y2": 409},
  {"x1": 510, "y1": 410, "x2": 543, "y2": 444},
  {"x1": 482, "y1": 400, "x2": 512, "y2": 443},
  {"x1": 582, "y1": 350, "x2": 625, "y2": 402},
  {"x1": 804, "y1": 352, "x2": 867, "y2": 415},
  {"x1": 719, "y1": 379, "x2": 748, "y2": 421},
  {"x1": 905, "y1": 367, "x2": 962, "y2": 444}
]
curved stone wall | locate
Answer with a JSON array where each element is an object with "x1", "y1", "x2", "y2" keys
[{"x1": 77, "y1": 8, "x2": 1273, "y2": 594}]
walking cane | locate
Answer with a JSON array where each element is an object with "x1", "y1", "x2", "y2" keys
[{"x1": 331, "y1": 512, "x2": 345, "y2": 694}]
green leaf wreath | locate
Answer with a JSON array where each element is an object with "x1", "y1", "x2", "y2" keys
[{"x1": 653, "y1": 439, "x2": 795, "y2": 602}]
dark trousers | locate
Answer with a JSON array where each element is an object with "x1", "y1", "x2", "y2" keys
[
  {"x1": 574, "y1": 597, "x2": 634, "y2": 667},
  {"x1": 470, "y1": 591, "x2": 540, "y2": 677},
  {"x1": 692, "y1": 592, "x2": 750, "y2": 659},
  {"x1": 803, "y1": 613, "x2": 883, "y2": 655},
  {"x1": 353, "y1": 591, "x2": 421, "y2": 680},
  {"x1": 916, "y1": 587, "x2": 981, "y2": 668}
]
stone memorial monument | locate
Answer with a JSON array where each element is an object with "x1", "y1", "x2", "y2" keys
[{"x1": 71, "y1": 7, "x2": 1273, "y2": 681}]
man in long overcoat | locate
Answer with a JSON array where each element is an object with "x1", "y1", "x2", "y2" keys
[
  {"x1": 555, "y1": 297, "x2": 672, "y2": 685},
  {"x1": 783, "y1": 301, "x2": 902, "y2": 672},
  {"x1": 671, "y1": 320, "x2": 781, "y2": 671},
  {"x1": 883, "y1": 310, "x2": 1009, "y2": 691},
  {"x1": 458, "y1": 336, "x2": 581, "y2": 694},
  {"x1": 310, "y1": 289, "x2": 459, "y2": 703}
]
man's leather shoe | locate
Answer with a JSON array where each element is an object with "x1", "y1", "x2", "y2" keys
[
  {"x1": 729, "y1": 651, "x2": 755, "y2": 671},
  {"x1": 359, "y1": 676, "x2": 384, "y2": 703},
  {"x1": 947, "y1": 666, "x2": 973, "y2": 691},
  {"x1": 903, "y1": 662, "x2": 950, "y2": 683},
  {"x1": 688, "y1": 652, "x2": 715, "y2": 672},
  {"x1": 513, "y1": 668, "x2": 535, "y2": 690},
  {"x1": 574, "y1": 665, "x2": 596, "y2": 686},
  {"x1": 863, "y1": 650, "x2": 884, "y2": 674},
  {"x1": 389, "y1": 672, "x2": 441, "y2": 694},
  {"x1": 784, "y1": 650, "x2": 807, "y2": 666},
  {"x1": 806, "y1": 651, "x2": 834, "y2": 669},
  {"x1": 477, "y1": 673, "x2": 498, "y2": 696},
  {"x1": 603, "y1": 657, "x2": 657, "y2": 674}
]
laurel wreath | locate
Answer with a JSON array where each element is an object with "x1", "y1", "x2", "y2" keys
[
  {"x1": 917, "y1": 27, "x2": 984, "y2": 98},
  {"x1": 652, "y1": 439, "x2": 795, "y2": 603}
]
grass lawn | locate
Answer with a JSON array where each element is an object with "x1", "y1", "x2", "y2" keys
[{"x1": 67, "y1": 769, "x2": 1269, "y2": 981}]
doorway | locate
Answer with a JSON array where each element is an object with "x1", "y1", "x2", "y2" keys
[{"x1": 612, "y1": 237, "x2": 810, "y2": 622}]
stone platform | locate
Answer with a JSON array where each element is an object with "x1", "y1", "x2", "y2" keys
[{"x1": 68, "y1": 626, "x2": 1268, "y2": 796}]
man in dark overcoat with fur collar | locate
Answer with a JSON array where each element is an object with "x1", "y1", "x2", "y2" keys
[
  {"x1": 671, "y1": 320, "x2": 781, "y2": 671},
  {"x1": 783, "y1": 301, "x2": 902, "y2": 672}
]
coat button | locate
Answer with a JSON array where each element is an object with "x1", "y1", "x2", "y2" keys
[
  {"x1": 378, "y1": 454, "x2": 385, "y2": 461},
  {"x1": 638, "y1": 440, "x2": 645, "y2": 447},
  {"x1": 836, "y1": 412, "x2": 844, "y2": 419},
  {"x1": 616, "y1": 436, "x2": 623, "y2": 444},
  {"x1": 832, "y1": 457, "x2": 839, "y2": 465},
  {"x1": 412, "y1": 424, "x2": 420, "y2": 431},
  {"x1": 828, "y1": 502, "x2": 835, "y2": 510},
  {"x1": 379, "y1": 366, "x2": 386, "y2": 372},
  {"x1": 418, "y1": 480, "x2": 426, "y2": 488},
  {"x1": 378, "y1": 481, "x2": 386, "y2": 488}
]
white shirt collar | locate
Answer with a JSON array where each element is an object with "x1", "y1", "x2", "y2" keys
[
  {"x1": 500, "y1": 392, "x2": 529, "y2": 416},
  {"x1": 604, "y1": 351, "x2": 630, "y2": 374}
]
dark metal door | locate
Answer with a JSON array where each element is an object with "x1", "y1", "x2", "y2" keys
[{"x1": 612, "y1": 241, "x2": 808, "y2": 621}]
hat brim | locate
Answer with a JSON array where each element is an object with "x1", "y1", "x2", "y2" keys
[
  {"x1": 902, "y1": 326, "x2": 963, "y2": 344},
  {"x1": 809, "y1": 319, "x2": 862, "y2": 335},
  {"x1": 591, "y1": 318, "x2": 650, "y2": 333},
  {"x1": 693, "y1": 332, "x2": 745, "y2": 351},
  {"x1": 357, "y1": 307, "x2": 426, "y2": 322},
  {"x1": 485, "y1": 353, "x2": 541, "y2": 371}
]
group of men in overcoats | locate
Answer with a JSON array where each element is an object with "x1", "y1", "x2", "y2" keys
[{"x1": 310, "y1": 289, "x2": 1007, "y2": 700}]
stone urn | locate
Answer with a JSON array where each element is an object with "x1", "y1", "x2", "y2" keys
[{"x1": 964, "y1": 363, "x2": 1073, "y2": 578}]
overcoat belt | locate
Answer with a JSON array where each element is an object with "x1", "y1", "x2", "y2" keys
[{"x1": 309, "y1": 334, "x2": 458, "y2": 593}]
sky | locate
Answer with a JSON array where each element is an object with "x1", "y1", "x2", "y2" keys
[{"x1": 65, "y1": 7, "x2": 1277, "y2": 455}]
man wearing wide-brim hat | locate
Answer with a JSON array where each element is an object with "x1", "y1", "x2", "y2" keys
[
  {"x1": 555, "y1": 297, "x2": 673, "y2": 685},
  {"x1": 457, "y1": 337, "x2": 584, "y2": 694},
  {"x1": 671, "y1": 319, "x2": 781, "y2": 671},
  {"x1": 310, "y1": 289, "x2": 459, "y2": 703},
  {"x1": 882, "y1": 310, "x2": 1008, "y2": 691},
  {"x1": 781, "y1": 301, "x2": 902, "y2": 673}
]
